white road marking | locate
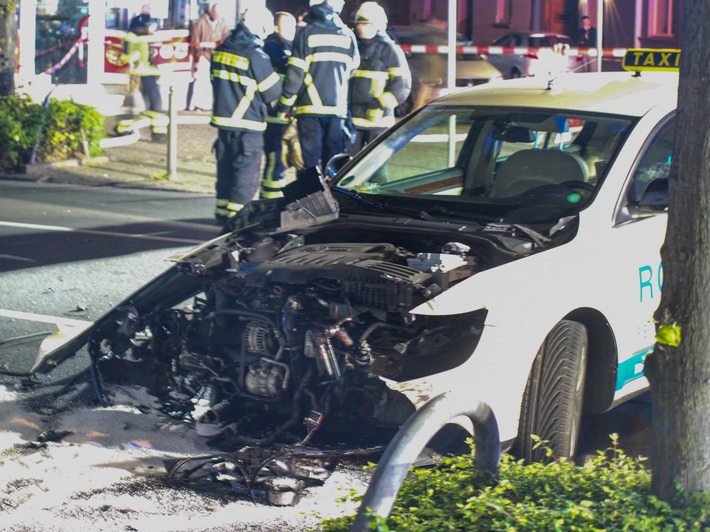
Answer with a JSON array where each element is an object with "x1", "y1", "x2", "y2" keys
[
  {"x1": 0, "y1": 254, "x2": 35, "y2": 263},
  {"x1": 0, "y1": 309, "x2": 92, "y2": 328},
  {"x1": 0, "y1": 220, "x2": 204, "y2": 245}
]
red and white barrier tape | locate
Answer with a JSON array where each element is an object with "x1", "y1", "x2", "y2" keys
[
  {"x1": 399, "y1": 44, "x2": 629, "y2": 59},
  {"x1": 41, "y1": 39, "x2": 84, "y2": 74},
  {"x1": 38, "y1": 15, "x2": 89, "y2": 75}
]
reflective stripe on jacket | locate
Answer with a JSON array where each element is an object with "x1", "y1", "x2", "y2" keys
[
  {"x1": 349, "y1": 34, "x2": 411, "y2": 130},
  {"x1": 210, "y1": 23, "x2": 281, "y2": 132},
  {"x1": 124, "y1": 31, "x2": 161, "y2": 77},
  {"x1": 277, "y1": 4, "x2": 359, "y2": 118}
]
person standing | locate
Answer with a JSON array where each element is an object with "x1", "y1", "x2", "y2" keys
[
  {"x1": 118, "y1": 16, "x2": 168, "y2": 140},
  {"x1": 576, "y1": 15, "x2": 598, "y2": 72},
  {"x1": 348, "y1": 2, "x2": 410, "y2": 152},
  {"x1": 260, "y1": 11, "x2": 297, "y2": 199},
  {"x1": 276, "y1": 0, "x2": 360, "y2": 170},
  {"x1": 210, "y1": 6, "x2": 282, "y2": 231},
  {"x1": 128, "y1": 4, "x2": 152, "y2": 33},
  {"x1": 124, "y1": 7, "x2": 162, "y2": 115},
  {"x1": 188, "y1": 1, "x2": 229, "y2": 111}
]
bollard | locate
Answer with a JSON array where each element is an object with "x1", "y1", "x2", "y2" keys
[
  {"x1": 167, "y1": 85, "x2": 178, "y2": 181},
  {"x1": 351, "y1": 392, "x2": 500, "y2": 531}
]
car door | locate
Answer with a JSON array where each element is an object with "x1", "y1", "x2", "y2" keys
[
  {"x1": 488, "y1": 34, "x2": 521, "y2": 78},
  {"x1": 605, "y1": 115, "x2": 674, "y2": 402}
]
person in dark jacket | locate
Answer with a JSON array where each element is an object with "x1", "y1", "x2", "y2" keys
[
  {"x1": 576, "y1": 15, "x2": 598, "y2": 72},
  {"x1": 348, "y1": 2, "x2": 411, "y2": 152},
  {"x1": 260, "y1": 11, "x2": 297, "y2": 199},
  {"x1": 210, "y1": 6, "x2": 281, "y2": 230},
  {"x1": 276, "y1": 0, "x2": 360, "y2": 170}
]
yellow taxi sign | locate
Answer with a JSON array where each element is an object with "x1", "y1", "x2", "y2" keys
[{"x1": 622, "y1": 49, "x2": 681, "y2": 72}]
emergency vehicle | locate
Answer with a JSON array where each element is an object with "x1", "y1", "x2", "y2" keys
[{"x1": 7, "y1": 50, "x2": 679, "y2": 464}]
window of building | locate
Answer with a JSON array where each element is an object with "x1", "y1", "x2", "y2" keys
[{"x1": 649, "y1": 0, "x2": 674, "y2": 36}]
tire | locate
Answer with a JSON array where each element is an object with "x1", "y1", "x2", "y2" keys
[{"x1": 514, "y1": 320, "x2": 588, "y2": 463}]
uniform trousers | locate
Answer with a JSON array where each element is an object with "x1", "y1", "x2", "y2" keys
[
  {"x1": 139, "y1": 75, "x2": 163, "y2": 113},
  {"x1": 296, "y1": 115, "x2": 347, "y2": 170},
  {"x1": 263, "y1": 121, "x2": 287, "y2": 181},
  {"x1": 214, "y1": 129, "x2": 263, "y2": 223}
]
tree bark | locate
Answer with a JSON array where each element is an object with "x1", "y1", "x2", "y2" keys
[
  {"x1": 648, "y1": 0, "x2": 710, "y2": 501},
  {"x1": 0, "y1": 1, "x2": 17, "y2": 96}
]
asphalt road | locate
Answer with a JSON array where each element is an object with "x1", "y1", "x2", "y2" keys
[
  {"x1": 0, "y1": 180, "x2": 216, "y2": 386},
  {"x1": 0, "y1": 179, "x2": 653, "y2": 461}
]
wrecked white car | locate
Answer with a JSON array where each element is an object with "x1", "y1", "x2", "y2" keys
[{"x1": 8, "y1": 53, "x2": 677, "y2": 466}]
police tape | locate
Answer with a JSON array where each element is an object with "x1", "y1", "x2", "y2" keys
[
  {"x1": 41, "y1": 39, "x2": 84, "y2": 75},
  {"x1": 398, "y1": 44, "x2": 629, "y2": 59},
  {"x1": 36, "y1": 15, "x2": 89, "y2": 75}
]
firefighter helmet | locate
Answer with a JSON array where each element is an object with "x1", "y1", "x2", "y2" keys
[
  {"x1": 242, "y1": 6, "x2": 274, "y2": 39},
  {"x1": 355, "y1": 2, "x2": 388, "y2": 33}
]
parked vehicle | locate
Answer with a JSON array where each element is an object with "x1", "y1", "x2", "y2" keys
[
  {"x1": 3, "y1": 50, "x2": 678, "y2": 464},
  {"x1": 392, "y1": 24, "x2": 502, "y2": 113},
  {"x1": 484, "y1": 31, "x2": 578, "y2": 78}
]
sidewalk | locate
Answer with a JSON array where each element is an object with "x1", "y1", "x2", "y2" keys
[{"x1": 3, "y1": 113, "x2": 218, "y2": 195}]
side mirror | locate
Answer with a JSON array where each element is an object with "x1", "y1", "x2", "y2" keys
[
  {"x1": 638, "y1": 178, "x2": 668, "y2": 213},
  {"x1": 324, "y1": 154, "x2": 352, "y2": 183},
  {"x1": 627, "y1": 178, "x2": 668, "y2": 218}
]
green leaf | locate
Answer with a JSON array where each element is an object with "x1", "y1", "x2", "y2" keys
[{"x1": 655, "y1": 323, "x2": 681, "y2": 346}]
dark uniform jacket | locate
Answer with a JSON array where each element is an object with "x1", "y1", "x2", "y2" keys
[
  {"x1": 349, "y1": 33, "x2": 411, "y2": 130},
  {"x1": 277, "y1": 3, "x2": 360, "y2": 118},
  {"x1": 263, "y1": 32, "x2": 292, "y2": 124},
  {"x1": 263, "y1": 33, "x2": 293, "y2": 74},
  {"x1": 210, "y1": 23, "x2": 282, "y2": 132}
]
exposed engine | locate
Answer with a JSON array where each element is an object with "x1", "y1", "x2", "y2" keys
[{"x1": 90, "y1": 232, "x2": 487, "y2": 449}]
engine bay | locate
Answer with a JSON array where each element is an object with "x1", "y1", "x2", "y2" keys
[{"x1": 90, "y1": 221, "x2": 494, "y2": 449}]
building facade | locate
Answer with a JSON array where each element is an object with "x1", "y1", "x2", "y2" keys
[{"x1": 16, "y1": 0, "x2": 683, "y2": 106}]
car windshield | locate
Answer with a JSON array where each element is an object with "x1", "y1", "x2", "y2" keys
[{"x1": 336, "y1": 105, "x2": 635, "y2": 222}]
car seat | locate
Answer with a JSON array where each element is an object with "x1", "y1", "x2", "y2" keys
[{"x1": 491, "y1": 149, "x2": 589, "y2": 197}]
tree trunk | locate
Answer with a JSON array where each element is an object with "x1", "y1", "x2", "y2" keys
[
  {"x1": 648, "y1": 0, "x2": 710, "y2": 501},
  {"x1": 0, "y1": 1, "x2": 17, "y2": 96}
]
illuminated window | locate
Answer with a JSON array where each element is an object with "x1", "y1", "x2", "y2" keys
[
  {"x1": 496, "y1": 0, "x2": 511, "y2": 26},
  {"x1": 649, "y1": 0, "x2": 674, "y2": 36}
]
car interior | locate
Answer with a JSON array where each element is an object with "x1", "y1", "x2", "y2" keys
[{"x1": 339, "y1": 107, "x2": 635, "y2": 210}]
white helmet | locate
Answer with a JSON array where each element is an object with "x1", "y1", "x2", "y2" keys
[
  {"x1": 242, "y1": 6, "x2": 274, "y2": 39},
  {"x1": 355, "y1": 2, "x2": 387, "y2": 32}
]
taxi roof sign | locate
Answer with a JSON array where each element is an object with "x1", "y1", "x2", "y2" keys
[{"x1": 622, "y1": 49, "x2": 681, "y2": 72}]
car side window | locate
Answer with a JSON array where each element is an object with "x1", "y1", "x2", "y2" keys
[{"x1": 627, "y1": 118, "x2": 675, "y2": 203}]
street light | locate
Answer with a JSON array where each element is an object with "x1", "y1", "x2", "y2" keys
[{"x1": 596, "y1": 0, "x2": 604, "y2": 72}]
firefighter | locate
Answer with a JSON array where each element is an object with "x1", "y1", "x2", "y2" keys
[
  {"x1": 260, "y1": 11, "x2": 297, "y2": 199},
  {"x1": 276, "y1": 0, "x2": 360, "y2": 170},
  {"x1": 117, "y1": 18, "x2": 167, "y2": 139},
  {"x1": 349, "y1": 2, "x2": 411, "y2": 152},
  {"x1": 210, "y1": 6, "x2": 282, "y2": 231}
]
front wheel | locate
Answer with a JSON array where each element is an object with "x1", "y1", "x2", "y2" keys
[{"x1": 513, "y1": 320, "x2": 588, "y2": 462}]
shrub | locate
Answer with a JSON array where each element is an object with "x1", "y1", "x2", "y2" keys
[
  {"x1": 0, "y1": 95, "x2": 44, "y2": 171},
  {"x1": 0, "y1": 95, "x2": 105, "y2": 171},
  {"x1": 39, "y1": 98, "x2": 105, "y2": 162},
  {"x1": 320, "y1": 437, "x2": 710, "y2": 531}
]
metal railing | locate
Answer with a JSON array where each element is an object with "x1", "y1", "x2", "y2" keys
[{"x1": 351, "y1": 391, "x2": 500, "y2": 531}]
